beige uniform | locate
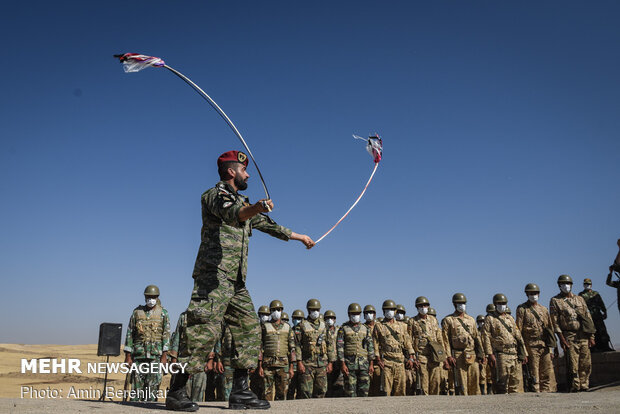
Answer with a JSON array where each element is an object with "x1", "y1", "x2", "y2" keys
[
  {"x1": 483, "y1": 313, "x2": 526, "y2": 394},
  {"x1": 364, "y1": 321, "x2": 382, "y2": 396},
  {"x1": 409, "y1": 314, "x2": 445, "y2": 395},
  {"x1": 516, "y1": 301, "x2": 557, "y2": 392},
  {"x1": 549, "y1": 293, "x2": 594, "y2": 391},
  {"x1": 477, "y1": 326, "x2": 494, "y2": 394},
  {"x1": 373, "y1": 319, "x2": 414, "y2": 396},
  {"x1": 442, "y1": 313, "x2": 480, "y2": 395}
]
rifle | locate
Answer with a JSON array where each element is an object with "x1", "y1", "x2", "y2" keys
[
  {"x1": 415, "y1": 352, "x2": 422, "y2": 395},
  {"x1": 522, "y1": 363, "x2": 536, "y2": 392},
  {"x1": 379, "y1": 353, "x2": 386, "y2": 396}
]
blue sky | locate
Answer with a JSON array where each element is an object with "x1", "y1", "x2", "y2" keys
[{"x1": 1, "y1": 1, "x2": 619, "y2": 346}]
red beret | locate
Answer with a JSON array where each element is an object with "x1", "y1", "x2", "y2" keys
[{"x1": 217, "y1": 151, "x2": 248, "y2": 168}]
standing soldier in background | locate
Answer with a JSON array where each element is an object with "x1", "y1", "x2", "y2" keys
[
  {"x1": 442, "y1": 293, "x2": 483, "y2": 396},
  {"x1": 324, "y1": 310, "x2": 342, "y2": 397},
  {"x1": 550, "y1": 274, "x2": 596, "y2": 392},
  {"x1": 476, "y1": 315, "x2": 492, "y2": 395},
  {"x1": 607, "y1": 239, "x2": 620, "y2": 314},
  {"x1": 213, "y1": 322, "x2": 234, "y2": 401},
  {"x1": 250, "y1": 305, "x2": 271, "y2": 400},
  {"x1": 484, "y1": 294, "x2": 527, "y2": 394},
  {"x1": 409, "y1": 297, "x2": 445, "y2": 395},
  {"x1": 516, "y1": 283, "x2": 557, "y2": 393},
  {"x1": 288, "y1": 310, "x2": 305, "y2": 399},
  {"x1": 258, "y1": 300, "x2": 295, "y2": 401},
  {"x1": 296, "y1": 299, "x2": 335, "y2": 398},
  {"x1": 258, "y1": 306, "x2": 271, "y2": 325},
  {"x1": 282, "y1": 312, "x2": 290, "y2": 326},
  {"x1": 124, "y1": 285, "x2": 171, "y2": 402},
  {"x1": 580, "y1": 278, "x2": 613, "y2": 352},
  {"x1": 363, "y1": 304, "x2": 382, "y2": 396},
  {"x1": 337, "y1": 303, "x2": 375, "y2": 397},
  {"x1": 373, "y1": 300, "x2": 416, "y2": 396}
]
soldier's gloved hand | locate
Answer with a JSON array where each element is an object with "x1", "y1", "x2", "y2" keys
[
  {"x1": 216, "y1": 361, "x2": 224, "y2": 374},
  {"x1": 326, "y1": 362, "x2": 333, "y2": 374},
  {"x1": 488, "y1": 354, "x2": 496, "y2": 368},
  {"x1": 297, "y1": 361, "x2": 306, "y2": 375},
  {"x1": 341, "y1": 362, "x2": 349, "y2": 376}
]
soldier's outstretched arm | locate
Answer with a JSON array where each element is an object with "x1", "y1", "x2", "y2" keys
[{"x1": 289, "y1": 232, "x2": 315, "y2": 249}]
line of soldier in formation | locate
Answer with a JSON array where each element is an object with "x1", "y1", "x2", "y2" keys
[{"x1": 123, "y1": 274, "x2": 613, "y2": 402}]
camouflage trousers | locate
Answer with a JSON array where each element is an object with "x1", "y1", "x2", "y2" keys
[
  {"x1": 382, "y1": 359, "x2": 406, "y2": 396},
  {"x1": 525, "y1": 345, "x2": 556, "y2": 392},
  {"x1": 299, "y1": 364, "x2": 327, "y2": 398},
  {"x1": 179, "y1": 271, "x2": 261, "y2": 374},
  {"x1": 186, "y1": 371, "x2": 207, "y2": 402},
  {"x1": 494, "y1": 353, "x2": 522, "y2": 394},
  {"x1": 564, "y1": 332, "x2": 591, "y2": 391},
  {"x1": 263, "y1": 366, "x2": 288, "y2": 401},
  {"x1": 343, "y1": 366, "x2": 370, "y2": 397},
  {"x1": 453, "y1": 350, "x2": 479, "y2": 395},
  {"x1": 129, "y1": 359, "x2": 162, "y2": 402},
  {"x1": 215, "y1": 364, "x2": 234, "y2": 401},
  {"x1": 287, "y1": 369, "x2": 300, "y2": 400},
  {"x1": 418, "y1": 356, "x2": 442, "y2": 395},
  {"x1": 368, "y1": 362, "x2": 382, "y2": 396}
]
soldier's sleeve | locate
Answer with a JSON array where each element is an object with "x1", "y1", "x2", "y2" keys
[
  {"x1": 367, "y1": 326, "x2": 375, "y2": 361},
  {"x1": 373, "y1": 324, "x2": 382, "y2": 358},
  {"x1": 482, "y1": 317, "x2": 493, "y2": 355},
  {"x1": 294, "y1": 327, "x2": 303, "y2": 362},
  {"x1": 161, "y1": 309, "x2": 171, "y2": 352},
  {"x1": 441, "y1": 318, "x2": 452, "y2": 356},
  {"x1": 288, "y1": 328, "x2": 296, "y2": 363},
  {"x1": 594, "y1": 293, "x2": 607, "y2": 316},
  {"x1": 515, "y1": 306, "x2": 525, "y2": 332},
  {"x1": 410, "y1": 321, "x2": 419, "y2": 354},
  {"x1": 250, "y1": 213, "x2": 292, "y2": 241},
  {"x1": 549, "y1": 298, "x2": 561, "y2": 334},
  {"x1": 169, "y1": 317, "x2": 181, "y2": 357},
  {"x1": 434, "y1": 319, "x2": 445, "y2": 348},
  {"x1": 203, "y1": 188, "x2": 243, "y2": 227},
  {"x1": 403, "y1": 324, "x2": 414, "y2": 358},
  {"x1": 336, "y1": 327, "x2": 345, "y2": 362},
  {"x1": 123, "y1": 310, "x2": 136, "y2": 353}
]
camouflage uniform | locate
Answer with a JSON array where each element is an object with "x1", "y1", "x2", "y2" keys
[
  {"x1": 483, "y1": 312, "x2": 526, "y2": 394},
  {"x1": 579, "y1": 288, "x2": 612, "y2": 352},
  {"x1": 442, "y1": 312, "x2": 480, "y2": 395},
  {"x1": 296, "y1": 317, "x2": 336, "y2": 398},
  {"x1": 337, "y1": 321, "x2": 375, "y2": 397},
  {"x1": 260, "y1": 320, "x2": 295, "y2": 400},
  {"x1": 364, "y1": 319, "x2": 382, "y2": 396},
  {"x1": 288, "y1": 320, "x2": 304, "y2": 399},
  {"x1": 409, "y1": 315, "x2": 444, "y2": 395},
  {"x1": 169, "y1": 312, "x2": 208, "y2": 402},
  {"x1": 214, "y1": 322, "x2": 234, "y2": 401},
  {"x1": 549, "y1": 293, "x2": 595, "y2": 391},
  {"x1": 178, "y1": 181, "x2": 292, "y2": 375},
  {"x1": 325, "y1": 322, "x2": 343, "y2": 397},
  {"x1": 373, "y1": 319, "x2": 414, "y2": 396},
  {"x1": 124, "y1": 304, "x2": 170, "y2": 401},
  {"x1": 516, "y1": 301, "x2": 557, "y2": 392}
]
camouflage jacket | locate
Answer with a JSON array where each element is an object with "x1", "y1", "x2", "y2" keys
[
  {"x1": 579, "y1": 289, "x2": 607, "y2": 319},
  {"x1": 516, "y1": 301, "x2": 552, "y2": 348},
  {"x1": 337, "y1": 322, "x2": 375, "y2": 368},
  {"x1": 441, "y1": 312, "x2": 478, "y2": 355},
  {"x1": 191, "y1": 181, "x2": 292, "y2": 287},
  {"x1": 483, "y1": 313, "x2": 526, "y2": 356},
  {"x1": 260, "y1": 321, "x2": 296, "y2": 367},
  {"x1": 408, "y1": 314, "x2": 444, "y2": 359},
  {"x1": 373, "y1": 319, "x2": 414, "y2": 363},
  {"x1": 295, "y1": 318, "x2": 336, "y2": 366},
  {"x1": 549, "y1": 293, "x2": 594, "y2": 339},
  {"x1": 124, "y1": 304, "x2": 170, "y2": 359}
]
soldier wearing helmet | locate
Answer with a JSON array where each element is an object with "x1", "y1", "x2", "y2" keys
[
  {"x1": 258, "y1": 305, "x2": 271, "y2": 324},
  {"x1": 579, "y1": 278, "x2": 613, "y2": 352},
  {"x1": 408, "y1": 296, "x2": 445, "y2": 395},
  {"x1": 336, "y1": 303, "x2": 375, "y2": 397},
  {"x1": 287, "y1": 309, "x2": 305, "y2": 400},
  {"x1": 296, "y1": 299, "x2": 336, "y2": 398},
  {"x1": 124, "y1": 285, "x2": 171, "y2": 402},
  {"x1": 372, "y1": 299, "x2": 415, "y2": 396},
  {"x1": 362, "y1": 304, "x2": 381, "y2": 396},
  {"x1": 441, "y1": 293, "x2": 484, "y2": 395},
  {"x1": 550, "y1": 274, "x2": 595, "y2": 392},
  {"x1": 483, "y1": 293, "x2": 527, "y2": 394},
  {"x1": 516, "y1": 283, "x2": 557, "y2": 393},
  {"x1": 323, "y1": 310, "x2": 341, "y2": 397},
  {"x1": 475, "y1": 315, "x2": 492, "y2": 395}
]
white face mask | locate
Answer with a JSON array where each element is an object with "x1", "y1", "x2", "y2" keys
[
  {"x1": 418, "y1": 306, "x2": 429, "y2": 315},
  {"x1": 309, "y1": 310, "x2": 320, "y2": 320},
  {"x1": 146, "y1": 298, "x2": 157, "y2": 308},
  {"x1": 292, "y1": 318, "x2": 302, "y2": 326},
  {"x1": 326, "y1": 318, "x2": 335, "y2": 326},
  {"x1": 364, "y1": 312, "x2": 375, "y2": 322},
  {"x1": 528, "y1": 294, "x2": 539, "y2": 303},
  {"x1": 271, "y1": 310, "x2": 281, "y2": 321},
  {"x1": 584, "y1": 284, "x2": 592, "y2": 290},
  {"x1": 496, "y1": 304, "x2": 507, "y2": 313},
  {"x1": 384, "y1": 310, "x2": 395, "y2": 320},
  {"x1": 456, "y1": 304, "x2": 466, "y2": 313},
  {"x1": 350, "y1": 314, "x2": 361, "y2": 323},
  {"x1": 396, "y1": 313, "x2": 405, "y2": 321},
  {"x1": 477, "y1": 322, "x2": 484, "y2": 329},
  {"x1": 560, "y1": 284, "x2": 572, "y2": 294},
  {"x1": 260, "y1": 315, "x2": 270, "y2": 323}
]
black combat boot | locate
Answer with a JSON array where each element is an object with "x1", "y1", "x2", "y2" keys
[
  {"x1": 229, "y1": 369, "x2": 270, "y2": 410},
  {"x1": 480, "y1": 384, "x2": 485, "y2": 395},
  {"x1": 166, "y1": 373, "x2": 199, "y2": 412}
]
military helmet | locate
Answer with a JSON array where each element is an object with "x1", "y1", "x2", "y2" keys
[
  {"x1": 557, "y1": 274, "x2": 573, "y2": 284},
  {"x1": 306, "y1": 298, "x2": 321, "y2": 310},
  {"x1": 506, "y1": 306, "x2": 512, "y2": 315},
  {"x1": 486, "y1": 303, "x2": 496, "y2": 314},
  {"x1": 269, "y1": 299, "x2": 283, "y2": 310},
  {"x1": 415, "y1": 296, "x2": 430, "y2": 307},
  {"x1": 282, "y1": 312, "x2": 289, "y2": 322},
  {"x1": 382, "y1": 299, "x2": 397, "y2": 310},
  {"x1": 144, "y1": 285, "x2": 160, "y2": 296},
  {"x1": 292, "y1": 309, "x2": 305, "y2": 319},
  {"x1": 493, "y1": 293, "x2": 508, "y2": 304},
  {"x1": 363, "y1": 304, "x2": 376, "y2": 313},
  {"x1": 396, "y1": 304, "x2": 406, "y2": 313},
  {"x1": 258, "y1": 305, "x2": 270, "y2": 315},
  {"x1": 583, "y1": 278, "x2": 592, "y2": 284},
  {"x1": 524, "y1": 283, "x2": 540, "y2": 293},
  {"x1": 428, "y1": 307, "x2": 437, "y2": 316},
  {"x1": 324, "y1": 310, "x2": 336, "y2": 318},
  {"x1": 348, "y1": 303, "x2": 362, "y2": 314},
  {"x1": 452, "y1": 293, "x2": 467, "y2": 303},
  {"x1": 476, "y1": 315, "x2": 485, "y2": 323}
]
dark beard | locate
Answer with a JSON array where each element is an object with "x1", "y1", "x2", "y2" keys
[{"x1": 235, "y1": 175, "x2": 248, "y2": 191}]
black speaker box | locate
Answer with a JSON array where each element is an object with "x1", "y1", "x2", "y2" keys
[{"x1": 97, "y1": 323, "x2": 122, "y2": 356}]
